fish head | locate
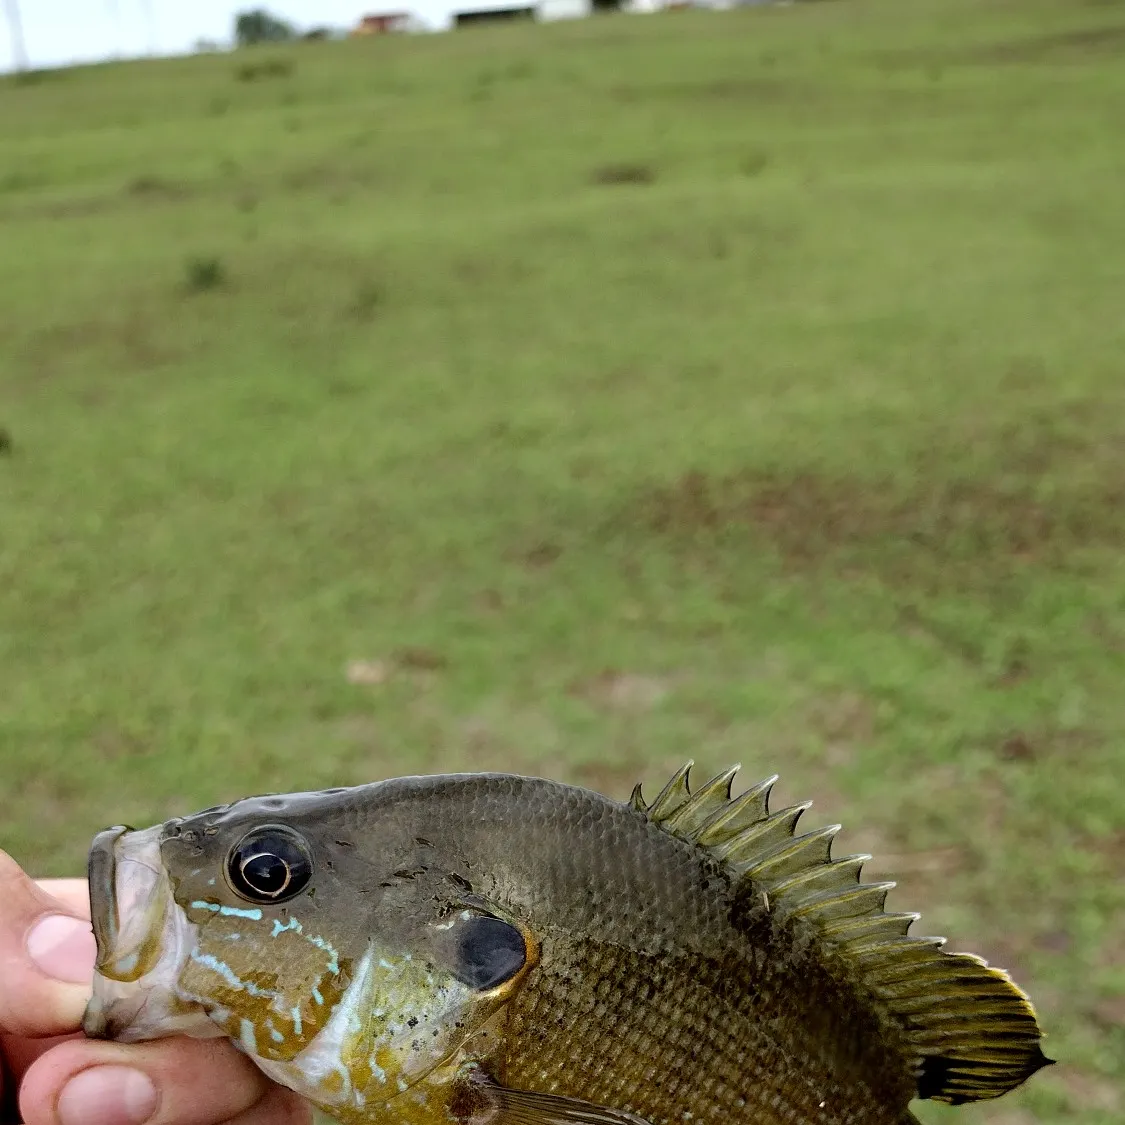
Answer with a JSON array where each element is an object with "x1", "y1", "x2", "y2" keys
[{"x1": 83, "y1": 788, "x2": 538, "y2": 1118}]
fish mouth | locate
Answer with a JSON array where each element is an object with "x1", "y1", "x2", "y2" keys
[{"x1": 82, "y1": 824, "x2": 221, "y2": 1043}]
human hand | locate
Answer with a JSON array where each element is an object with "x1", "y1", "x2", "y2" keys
[{"x1": 0, "y1": 851, "x2": 312, "y2": 1125}]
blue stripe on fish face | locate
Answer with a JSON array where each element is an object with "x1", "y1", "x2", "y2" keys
[
  {"x1": 189, "y1": 903, "x2": 341, "y2": 981},
  {"x1": 189, "y1": 949, "x2": 278, "y2": 999},
  {"x1": 176, "y1": 908, "x2": 354, "y2": 1066},
  {"x1": 265, "y1": 916, "x2": 341, "y2": 975},
  {"x1": 190, "y1": 900, "x2": 264, "y2": 921},
  {"x1": 308, "y1": 934, "x2": 341, "y2": 975}
]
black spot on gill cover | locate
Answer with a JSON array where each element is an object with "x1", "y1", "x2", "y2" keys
[{"x1": 453, "y1": 915, "x2": 527, "y2": 991}]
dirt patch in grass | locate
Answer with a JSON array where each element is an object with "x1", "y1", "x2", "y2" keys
[
  {"x1": 590, "y1": 162, "x2": 657, "y2": 187},
  {"x1": 615, "y1": 76, "x2": 808, "y2": 106},
  {"x1": 619, "y1": 407, "x2": 1125, "y2": 590},
  {"x1": 517, "y1": 541, "x2": 563, "y2": 569},
  {"x1": 2, "y1": 194, "x2": 119, "y2": 222},
  {"x1": 974, "y1": 24, "x2": 1125, "y2": 62},
  {"x1": 568, "y1": 669, "x2": 677, "y2": 712},
  {"x1": 887, "y1": 23, "x2": 1125, "y2": 69},
  {"x1": 630, "y1": 463, "x2": 1125, "y2": 582},
  {"x1": 282, "y1": 162, "x2": 376, "y2": 196},
  {"x1": 92, "y1": 724, "x2": 152, "y2": 762},
  {"x1": 125, "y1": 175, "x2": 189, "y2": 202},
  {"x1": 15, "y1": 313, "x2": 183, "y2": 385},
  {"x1": 989, "y1": 726, "x2": 1105, "y2": 767},
  {"x1": 1089, "y1": 829, "x2": 1125, "y2": 881}
]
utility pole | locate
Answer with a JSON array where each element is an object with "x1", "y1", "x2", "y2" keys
[{"x1": 3, "y1": 0, "x2": 28, "y2": 72}]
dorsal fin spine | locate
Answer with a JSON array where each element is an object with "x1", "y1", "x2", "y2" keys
[
  {"x1": 693, "y1": 774, "x2": 777, "y2": 846},
  {"x1": 768, "y1": 854, "x2": 869, "y2": 900},
  {"x1": 664, "y1": 765, "x2": 741, "y2": 835},
  {"x1": 744, "y1": 825, "x2": 841, "y2": 882},
  {"x1": 791, "y1": 883, "x2": 895, "y2": 925},
  {"x1": 645, "y1": 761, "x2": 693, "y2": 821},
  {"x1": 821, "y1": 911, "x2": 918, "y2": 940},
  {"x1": 715, "y1": 802, "x2": 811, "y2": 866}
]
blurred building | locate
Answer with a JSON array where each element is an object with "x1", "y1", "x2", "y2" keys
[
  {"x1": 351, "y1": 12, "x2": 416, "y2": 35},
  {"x1": 420, "y1": 0, "x2": 754, "y2": 32},
  {"x1": 450, "y1": 0, "x2": 592, "y2": 24},
  {"x1": 539, "y1": 0, "x2": 595, "y2": 17},
  {"x1": 623, "y1": 0, "x2": 739, "y2": 9}
]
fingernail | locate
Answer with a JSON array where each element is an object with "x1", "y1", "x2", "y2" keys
[
  {"x1": 58, "y1": 1067, "x2": 158, "y2": 1125},
  {"x1": 27, "y1": 914, "x2": 97, "y2": 984}
]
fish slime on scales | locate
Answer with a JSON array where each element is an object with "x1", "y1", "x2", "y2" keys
[{"x1": 82, "y1": 765, "x2": 1053, "y2": 1125}]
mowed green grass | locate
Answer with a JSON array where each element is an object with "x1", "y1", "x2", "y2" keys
[{"x1": 1, "y1": 0, "x2": 1124, "y2": 1119}]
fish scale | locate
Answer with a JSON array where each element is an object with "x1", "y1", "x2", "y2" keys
[
  {"x1": 83, "y1": 765, "x2": 1051, "y2": 1125},
  {"x1": 505, "y1": 938, "x2": 864, "y2": 1125}
]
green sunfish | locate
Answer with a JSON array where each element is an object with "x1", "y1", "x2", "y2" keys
[{"x1": 82, "y1": 765, "x2": 1051, "y2": 1125}]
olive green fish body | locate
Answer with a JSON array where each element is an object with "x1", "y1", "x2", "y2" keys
[
  {"x1": 83, "y1": 768, "x2": 1051, "y2": 1125},
  {"x1": 503, "y1": 928, "x2": 906, "y2": 1125},
  {"x1": 365, "y1": 775, "x2": 911, "y2": 1124}
]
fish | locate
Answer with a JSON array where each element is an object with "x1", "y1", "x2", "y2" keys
[{"x1": 82, "y1": 764, "x2": 1052, "y2": 1125}]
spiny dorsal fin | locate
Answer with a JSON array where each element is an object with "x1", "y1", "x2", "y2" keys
[{"x1": 629, "y1": 762, "x2": 1052, "y2": 1105}]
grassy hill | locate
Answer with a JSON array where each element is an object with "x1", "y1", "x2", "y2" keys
[{"x1": 1, "y1": 0, "x2": 1123, "y2": 1120}]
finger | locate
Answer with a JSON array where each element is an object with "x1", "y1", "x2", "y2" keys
[
  {"x1": 217, "y1": 1085, "x2": 312, "y2": 1125},
  {"x1": 0, "y1": 852, "x2": 95, "y2": 1038},
  {"x1": 34, "y1": 881, "x2": 91, "y2": 921},
  {"x1": 1, "y1": 1031, "x2": 84, "y2": 1089},
  {"x1": 19, "y1": 1035, "x2": 303, "y2": 1125},
  {"x1": 3, "y1": 887, "x2": 91, "y2": 1090}
]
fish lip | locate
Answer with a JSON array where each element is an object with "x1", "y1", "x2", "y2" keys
[
  {"x1": 82, "y1": 823, "x2": 205, "y2": 1042},
  {"x1": 87, "y1": 826, "x2": 132, "y2": 980}
]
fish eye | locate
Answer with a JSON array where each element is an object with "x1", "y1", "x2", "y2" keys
[
  {"x1": 226, "y1": 825, "x2": 313, "y2": 904},
  {"x1": 451, "y1": 912, "x2": 527, "y2": 991}
]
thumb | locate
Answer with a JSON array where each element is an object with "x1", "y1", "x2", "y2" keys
[{"x1": 0, "y1": 851, "x2": 95, "y2": 1038}]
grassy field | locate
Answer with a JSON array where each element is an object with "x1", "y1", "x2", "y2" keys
[{"x1": 2, "y1": 0, "x2": 1124, "y2": 1120}]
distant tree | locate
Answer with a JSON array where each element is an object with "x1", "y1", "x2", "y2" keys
[{"x1": 234, "y1": 8, "x2": 296, "y2": 47}]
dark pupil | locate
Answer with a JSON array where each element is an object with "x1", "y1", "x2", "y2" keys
[
  {"x1": 454, "y1": 915, "x2": 526, "y2": 991},
  {"x1": 227, "y1": 827, "x2": 313, "y2": 904},
  {"x1": 241, "y1": 851, "x2": 290, "y2": 896}
]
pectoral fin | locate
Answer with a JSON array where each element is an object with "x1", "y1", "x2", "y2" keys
[{"x1": 456, "y1": 1072, "x2": 653, "y2": 1125}]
